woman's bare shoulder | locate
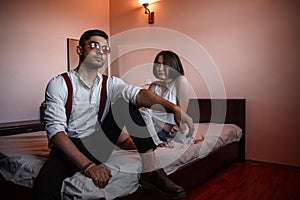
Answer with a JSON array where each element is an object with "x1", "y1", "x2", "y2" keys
[{"x1": 175, "y1": 75, "x2": 188, "y2": 85}]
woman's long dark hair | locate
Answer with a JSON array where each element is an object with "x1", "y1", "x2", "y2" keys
[{"x1": 153, "y1": 50, "x2": 184, "y2": 80}]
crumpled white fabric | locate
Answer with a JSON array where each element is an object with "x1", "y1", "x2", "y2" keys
[
  {"x1": 61, "y1": 123, "x2": 243, "y2": 200},
  {"x1": 0, "y1": 124, "x2": 242, "y2": 200},
  {"x1": 0, "y1": 154, "x2": 48, "y2": 187},
  {"x1": 139, "y1": 107, "x2": 193, "y2": 145},
  {"x1": 139, "y1": 107, "x2": 162, "y2": 146},
  {"x1": 61, "y1": 150, "x2": 142, "y2": 200}
]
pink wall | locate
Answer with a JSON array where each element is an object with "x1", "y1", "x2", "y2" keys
[
  {"x1": 0, "y1": 0, "x2": 109, "y2": 122},
  {"x1": 109, "y1": 0, "x2": 300, "y2": 167},
  {"x1": 0, "y1": 0, "x2": 299, "y2": 167}
]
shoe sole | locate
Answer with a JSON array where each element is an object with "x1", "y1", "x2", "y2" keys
[{"x1": 139, "y1": 179, "x2": 186, "y2": 199}]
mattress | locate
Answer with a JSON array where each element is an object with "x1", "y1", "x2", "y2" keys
[
  {"x1": 0, "y1": 131, "x2": 49, "y2": 187},
  {"x1": 0, "y1": 123, "x2": 242, "y2": 199}
]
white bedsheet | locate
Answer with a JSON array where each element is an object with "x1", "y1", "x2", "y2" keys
[
  {"x1": 0, "y1": 131, "x2": 49, "y2": 187},
  {"x1": 61, "y1": 123, "x2": 242, "y2": 200},
  {"x1": 62, "y1": 150, "x2": 142, "y2": 200},
  {"x1": 0, "y1": 124, "x2": 242, "y2": 199}
]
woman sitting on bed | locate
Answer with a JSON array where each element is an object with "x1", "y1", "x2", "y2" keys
[
  {"x1": 119, "y1": 51, "x2": 203, "y2": 149},
  {"x1": 147, "y1": 50, "x2": 203, "y2": 147}
]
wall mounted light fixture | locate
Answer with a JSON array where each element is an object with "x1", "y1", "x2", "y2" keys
[
  {"x1": 139, "y1": 1, "x2": 156, "y2": 24},
  {"x1": 143, "y1": 3, "x2": 154, "y2": 24}
]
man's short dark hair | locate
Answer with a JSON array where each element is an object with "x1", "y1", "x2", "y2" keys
[{"x1": 79, "y1": 29, "x2": 109, "y2": 47}]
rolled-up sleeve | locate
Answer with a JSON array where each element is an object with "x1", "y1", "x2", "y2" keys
[
  {"x1": 44, "y1": 76, "x2": 68, "y2": 140},
  {"x1": 111, "y1": 77, "x2": 141, "y2": 104}
]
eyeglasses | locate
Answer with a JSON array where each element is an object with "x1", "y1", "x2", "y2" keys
[{"x1": 85, "y1": 41, "x2": 111, "y2": 54}]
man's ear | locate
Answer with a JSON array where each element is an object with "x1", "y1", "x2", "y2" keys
[{"x1": 77, "y1": 46, "x2": 82, "y2": 55}]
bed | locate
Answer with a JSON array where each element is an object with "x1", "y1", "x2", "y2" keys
[{"x1": 0, "y1": 99, "x2": 245, "y2": 200}]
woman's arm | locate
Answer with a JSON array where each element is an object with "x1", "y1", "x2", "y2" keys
[
  {"x1": 175, "y1": 75, "x2": 191, "y2": 113},
  {"x1": 172, "y1": 75, "x2": 191, "y2": 133}
]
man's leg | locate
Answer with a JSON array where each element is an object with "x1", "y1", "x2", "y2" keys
[
  {"x1": 33, "y1": 139, "x2": 102, "y2": 200},
  {"x1": 33, "y1": 148, "x2": 78, "y2": 200},
  {"x1": 100, "y1": 98, "x2": 186, "y2": 199}
]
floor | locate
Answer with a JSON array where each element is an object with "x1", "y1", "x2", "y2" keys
[{"x1": 183, "y1": 161, "x2": 300, "y2": 200}]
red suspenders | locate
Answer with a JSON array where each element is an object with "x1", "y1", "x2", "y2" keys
[
  {"x1": 61, "y1": 73, "x2": 108, "y2": 124},
  {"x1": 61, "y1": 73, "x2": 73, "y2": 123},
  {"x1": 98, "y1": 75, "x2": 108, "y2": 124}
]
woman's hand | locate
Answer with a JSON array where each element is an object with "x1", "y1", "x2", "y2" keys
[
  {"x1": 193, "y1": 134, "x2": 205, "y2": 144},
  {"x1": 170, "y1": 125, "x2": 179, "y2": 133},
  {"x1": 84, "y1": 164, "x2": 112, "y2": 188},
  {"x1": 158, "y1": 141, "x2": 174, "y2": 148}
]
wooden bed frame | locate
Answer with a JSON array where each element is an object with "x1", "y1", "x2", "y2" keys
[
  {"x1": 0, "y1": 99, "x2": 246, "y2": 200},
  {"x1": 118, "y1": 99, "x2": 246, "y2": 199}
]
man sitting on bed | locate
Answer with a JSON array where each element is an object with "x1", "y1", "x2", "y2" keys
[{"x1": 33, "y1": 29, "x2": 194, "y2": 200}]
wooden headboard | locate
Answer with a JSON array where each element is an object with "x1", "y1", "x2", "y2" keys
[
  {"x1": 187, "y1": 99, "x2": 246, "y2": 160},
  {"x1": 187, "y1": 99, "x2": 245, "y2": 130},
  {"x1": 0, "y1": 99, "x2": 246, "y2": 138}
]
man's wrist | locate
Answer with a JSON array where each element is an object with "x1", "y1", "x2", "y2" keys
[
  {"x1": 172, "y1": 105, "x2": 181, "y2": 114},
  {"x1": 81, "y1": 162, "x2": 96, "y2": 175}
]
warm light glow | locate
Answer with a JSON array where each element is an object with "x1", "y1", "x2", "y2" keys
[
  {"x1": 138, "y1": 0, "x2": 158, "y2": 24},
  {"x1": 138, "y1": 0, "x2": 159, "y2": 5}
]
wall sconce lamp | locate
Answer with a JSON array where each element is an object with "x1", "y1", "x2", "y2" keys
[{"x1": 142, "y1": 3, "x2": 154, "y2": 24}]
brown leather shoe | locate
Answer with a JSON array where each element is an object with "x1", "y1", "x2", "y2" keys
[{"x1": 139, "y1": 169, "x2": 186, "y2": 199}]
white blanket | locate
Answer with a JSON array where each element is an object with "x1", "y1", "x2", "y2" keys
[
  {"x1": 61, "y1": 123, "x2": 242, "y2": 200},
  {"x1": 0, "y1": 131, "x2": 49, "y2": 187},
  {"x1": 0, "y1": 124, "x2": 242, "y2": 199},
  {"x1": 61, "y1": 150, "x2": 142, "y2": 200}
]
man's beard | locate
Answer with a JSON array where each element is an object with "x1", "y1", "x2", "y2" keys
[{"x1": 82, "y1": 57, "x2": 106, "y2": 70}]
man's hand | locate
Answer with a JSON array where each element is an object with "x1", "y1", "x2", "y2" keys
[
  {"x1": 84, "y1": 164, "x2": 112, "y2": 188},
  {"x1": 51, "y1": 133, "x2": 113, "y2": 188}
]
